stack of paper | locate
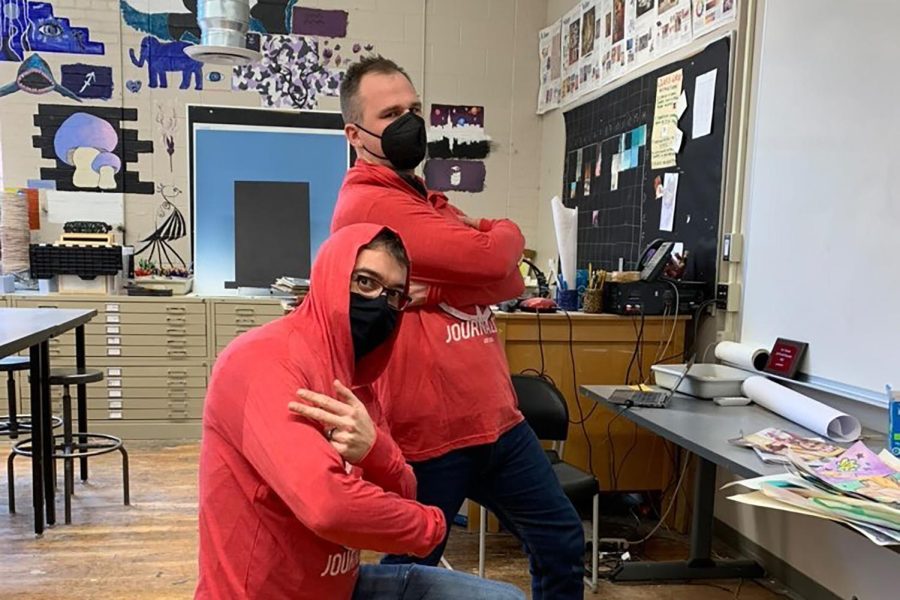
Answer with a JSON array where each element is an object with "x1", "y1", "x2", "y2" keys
[
  {"x1": 272, "y1": 276, "x2": 309, "y2": 295},
  {"x1": 731, "y1": 427, "x2": 844, "y2": 465},
  {"x1": 726, "y1": 442, "x2": 900, "y2": 546}
]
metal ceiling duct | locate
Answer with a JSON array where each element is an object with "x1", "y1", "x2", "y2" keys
[{"x1": 184, "y1": 0, "x2": 260, "y2": 66}]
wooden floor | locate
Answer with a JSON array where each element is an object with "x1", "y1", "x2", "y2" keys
[{"x1": 0, "y1": 441, "x2": 797, "y2": 599}]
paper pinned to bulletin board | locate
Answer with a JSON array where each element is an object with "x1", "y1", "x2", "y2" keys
[{"x1": 650, "y1": 68, "x2": 684, "y2": 169}]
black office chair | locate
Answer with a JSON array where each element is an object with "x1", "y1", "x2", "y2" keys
[{"x1": 478, "y1": 375, "x2": 601, "y2": 592}]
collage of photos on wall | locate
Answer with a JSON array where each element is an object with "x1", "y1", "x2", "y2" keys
[{"x1": 538, "y1": 0, "x2": 736, "y2": 114}]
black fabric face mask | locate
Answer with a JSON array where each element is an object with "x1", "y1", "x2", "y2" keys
[
  {"x1": 349, "y1": 292, "x2": 398, "y2": 361},
  {"x1": 355, "y1": 112, "x2": 427, "y2": 171}
]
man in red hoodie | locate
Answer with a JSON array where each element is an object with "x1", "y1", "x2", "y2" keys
[
  {"x1": 196, "y1": 224, "x2": 524, "y2": 599},
  {"x1": 331, "y1": 57, "x2": 586, "y2": 599}
]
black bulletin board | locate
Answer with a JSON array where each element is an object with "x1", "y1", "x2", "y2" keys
[{"x1": 562, "y1": 37, "x2": 731, "y2": 296}]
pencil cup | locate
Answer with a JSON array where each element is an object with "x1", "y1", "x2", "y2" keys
[
  {"x1": 582, "y1": 289, "x2": 604, "y2": 313},
  {"x1": 556, "y1": 289, "x2": 579, "y2": 311}
]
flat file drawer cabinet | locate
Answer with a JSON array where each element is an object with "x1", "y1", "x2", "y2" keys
[
  {"x1": 12, "y1": 297, "x2": 209, "y2": 439},
  {"x1": 211, "y1": 299, "x2": 284, "y2": 356}
]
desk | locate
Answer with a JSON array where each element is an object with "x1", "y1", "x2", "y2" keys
[
  {"x1": 0, "y1": 308, "x2": 97, "y2": 535},
  {"x1": 579, "y1": 385, "x2": 791, "y2": 582}
]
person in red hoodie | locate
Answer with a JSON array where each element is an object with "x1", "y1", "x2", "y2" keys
[
  {"x1": 196, "y1": 224, "x2": 524, "y2": 600},
  {"x1": 331, "y1": 57, "x2": 586, "y2": 599}
]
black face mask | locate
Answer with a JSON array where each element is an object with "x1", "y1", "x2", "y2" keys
[
  {"x1": 349, "y1": 292, "x2": 398, "y2": 361},
  {"x1": 355, "y1": 112, "x2": 427, "y2": 171}
]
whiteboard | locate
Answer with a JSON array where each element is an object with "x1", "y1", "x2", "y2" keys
[{"x1": 741, "y1": 0, "x2": 900, "y2": 398}]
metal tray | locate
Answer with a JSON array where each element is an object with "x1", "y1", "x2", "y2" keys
[{"x1": 651, "y1": 363, "x2": 752, "y2": 399}]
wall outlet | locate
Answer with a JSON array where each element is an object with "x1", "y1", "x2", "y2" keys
[{"x1": 716, "y1": 283, "x2": 741, "y2": 312}]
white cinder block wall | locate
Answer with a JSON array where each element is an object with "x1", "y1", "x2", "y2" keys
[{"x1": 0, "y1": 0, "x2": 547, "y2": 256}]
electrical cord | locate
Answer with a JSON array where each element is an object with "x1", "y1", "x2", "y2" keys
[
  {"x1": 626, "y1": 451, "x2": 692, "y2": 546},
  {"x1": 561, "y1": 310, "x2": 595, "y2": 475},
  {"x1": 604, "y1": 405, "x2": 630, "y2": 489},
  {"x1": 625, "y1": 311, "x2": 646, "y2": 385}
]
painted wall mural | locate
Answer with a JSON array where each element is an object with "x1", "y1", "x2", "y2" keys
[
  {"x1": 427, "y1": 104, "x2": 490, "y2": 159},
  {"x1": 1, "y1": 0, "x2": 105, "y2": 62},
  {"x1": 155, "y1": 102, "x2": 177, "y2": 172},
  {"x1": 60, "y1": 63, "x2": 114, "y2": 100},
  {"x1": 233, "y1": 35, "x2": 374, "y2": 110},
  {"x1": 291, "y1": 7, "x2": 348, "y2": 38},
  {"x1": 130, "y1": 36, "x2": 203, "y2": 90},
  {"x1": 136, "y1": 183, "x2": 187, "y2": 269},
  {"x1": 33, "y1": 104, "x2": 154, "y2": 194},
  {"x1": 0, "y1": 53, "x2": 80, "y2": 100},
  {"x1": 120, "y1": 0, "x2": 298, "y2": 43}
]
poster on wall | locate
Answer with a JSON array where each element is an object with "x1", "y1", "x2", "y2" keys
[
  {"x1": 537, "y1": 21, "x2": 562, "y2": 114},
  {"x1": 603, "y1": 0, "x2": 630, "y2": 83},
  {"x1": 692, "y1": 0, "x2": 736, "y2": 38},
  {"x1": 656, "y1": 0, "x2": 693, "y2": 55},
  {"x1": 560, "y1": 4, "x2": 582, "y2": 104},
  {"x1": 577, "y1": 0, "x2": 601, "y2": 95},
  {"x1": 632, "y1": 0, "x2": 657, "y2": 67}
]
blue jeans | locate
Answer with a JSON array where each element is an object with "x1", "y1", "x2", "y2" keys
[
  {"x1": 383, "y1": 421, "x2": 585, "y2": 600},
  {"x1": 352, "y1": 564, "x2": 524, "y2": 599}
]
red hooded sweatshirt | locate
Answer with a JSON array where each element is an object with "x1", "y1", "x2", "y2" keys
[
  {"x1": 196, "y1": 224, "x2": 446, "y2": 600},
  {"x1": 331, "y1": 161, "x2": 526, "y2": 461}
]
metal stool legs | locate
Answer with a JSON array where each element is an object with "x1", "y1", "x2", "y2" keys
[{"x1": 7, "y1": 371, "x2": 18, "y2": 439}]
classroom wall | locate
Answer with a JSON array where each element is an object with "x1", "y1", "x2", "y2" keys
[
  {"x1": 537, "y1": 2, "x2": 900, "y2": 598},
  {"x1": 0, "y1": 0, "x2": 546, "y2": 267}
]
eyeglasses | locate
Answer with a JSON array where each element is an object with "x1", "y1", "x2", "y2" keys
[{"x1": 351, "y1": 272, "x2": 411, "y2": 311}]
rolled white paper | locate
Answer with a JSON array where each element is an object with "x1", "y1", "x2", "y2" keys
[
  {"x1": 715, "y1": 341, "x2": 770, "y2": 371},
  {"x1": 550, "y1": 195, "x2": 577, "y2": 290},
  {"x1": 742, "y1": 376, "x2": 861, "y2": 442}
]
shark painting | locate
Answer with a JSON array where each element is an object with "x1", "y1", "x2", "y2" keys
[{"x1": 0, "y1": 53, "x2": 81, "y2": 100}]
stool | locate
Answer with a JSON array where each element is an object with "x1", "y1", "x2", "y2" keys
[
  {"x1": 0, "y1": 356, "x2": 62, "y2": 439},
  {"x1": 8, "y1": 368, "x2": 130, "y2": 524}
]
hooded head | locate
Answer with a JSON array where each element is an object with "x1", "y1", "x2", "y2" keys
[{"x1": 290, "y1": 224, "x2": 410, "y2": 389}]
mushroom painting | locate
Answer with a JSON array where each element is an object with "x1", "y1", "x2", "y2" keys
[
  {"x1": 33, "y1": 104, "x2": 155, "y2": 194},
  {"x1": 53, "y1": 112, "x2": 121, "y2": 189}
]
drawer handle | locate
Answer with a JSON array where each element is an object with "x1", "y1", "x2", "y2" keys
[
  {"x1": 168, "y1": 391, "x2": 188, "y2": 399},
  {"x1": 234, "y1": 327, "x2": 252, "y2": 334},
  {"x1": 166, "y1": 316, "x2": 186, "y2": 324},
  {"x1": 167, "y1": 349, "x2": 188, "y2": 357},
  {"x1": 48, "y1": 347, "x2": 61, "y2": 355},
  {"x1": 165, "y1": 306, "x2": 187, "y2": 314},
  {"x1": 166, "y1": 339, "x2": 187, "y2": 347},
  {"x1": 167, "y1": 370, "x2": 188, "y2": 378},
  {"x1": 166, "y1": 381, "x2": 188, "y2": 389},
  {"x1": 166, "y1": 328, "x2": 187, "y2": 335},
  {"x1": 235, "y1": 317, "x2": 256, "y2": 325},
  {"x1": 37, "y1": 304, "x2": 59, "y2": 309},
  {"x1": 234, "y1": 308, "x2": 256, "y2": 315}
]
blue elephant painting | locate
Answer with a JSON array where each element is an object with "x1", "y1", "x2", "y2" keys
[
  {"x1": 1, "y1": 0, "x2": 105, "y2": 62},
  {"x1": 130, "y1": 36, "x2": 202, "y2": 90}
]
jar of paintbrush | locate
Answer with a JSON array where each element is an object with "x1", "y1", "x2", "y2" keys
[{"x1": 582, "y1": 266, "x2": 606, "y2": 313}]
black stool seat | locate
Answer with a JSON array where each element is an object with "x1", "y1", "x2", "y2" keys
[
  {"x1": 48, "y1": 368, "x2": 104, "y2": 386},
  {"x1": 0, "y1": 356, "x2": 30, "y2": 372}
]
